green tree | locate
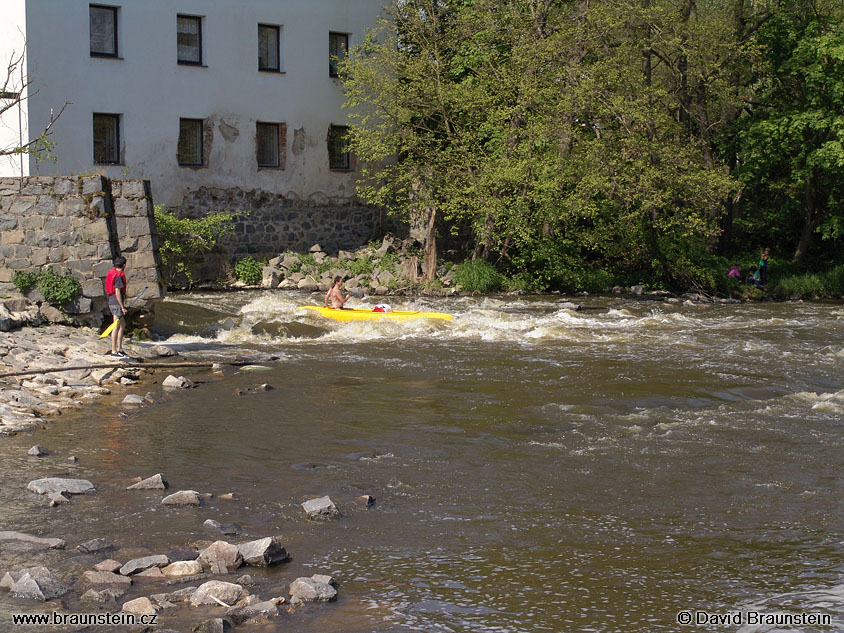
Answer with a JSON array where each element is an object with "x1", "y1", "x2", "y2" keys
[
  {"x1": 344, "y1": 0, "x2": 740, "y2": 289},
  {"x1": 733, "y1": 0, "x2": 844, "y2": 262},
  {"x1": 153, "y1": 205, "x2": 240, "y2": 288}
]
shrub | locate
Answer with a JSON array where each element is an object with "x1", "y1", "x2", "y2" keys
[
  {"x1": 154, "y1": 204, "x2": 241, "y2": 288},
  {"x1": 346, "y1": 255, "x2": 374, "y2": 276},
  {"x1": 453, "y1": 259, "x2": 504, "y2": 293},
  {"x1": 12, "y1": 270, "x2": 38, "y2": 293},
  {"x1": 37, "y1": 270, "x2": 81, "y2": 305},
  {"x1": 233, "y1": 255, "x2": 264, "y2": 285},
  {"x1": 298, "y1": 254, "x2": 316, "y2": 271}
]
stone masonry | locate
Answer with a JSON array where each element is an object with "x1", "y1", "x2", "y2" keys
[
  {"x1": 177, "y1": 186, "x2": 383, "y2": 258},
  {"x1": 0, "y1": 176, "x2": 164, "y2": 323}
]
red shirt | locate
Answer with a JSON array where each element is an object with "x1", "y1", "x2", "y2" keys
[{"x1": 105, "y1": 268, "x2": 127, "y2": 296}]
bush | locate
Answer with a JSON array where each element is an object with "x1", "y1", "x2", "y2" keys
[
  {"x1": 154, "y1": 204, "x2": 241, "y2": 288},
  {"x1": 233, "y1": 255, "x2": 264, "y2": 285},
  {"x1": 453, "y1": 259, "x2": 504, "y2": 293},
  {"x1": 768, "y1": 264, "x2": 844, "y2": 299},
  {"x1": 346, "y1": 255, "x2": 374, "y2": 276},
  {"x1": 12, "y1": 270, "x2": 38, "y2": 293},
  {"x1": 37, "y1": 270, "x2": 81, "y2": 305}
]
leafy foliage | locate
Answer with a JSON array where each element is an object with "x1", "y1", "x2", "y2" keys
[
  {"x1": 37, "y1": 270, "x2": 81, "y2": 305},
  {"x1": 453, "y1": 259, "x2": 504, "y2": 293},
  {"x1": 340, "y1": 0, "x2": 844, "y2": 292},
  {"x1": 233, "y1": 256, "x2": 264, "y2": 285},
  {"x1": 12, "y1": 270, "x2": 38, "y2": 293},
  {"x1": 346, "y1": 255, "x2": 374, "y2": 276},
  {"x1": 154, "y1": 204, "x2": 240, "y2": 288}
]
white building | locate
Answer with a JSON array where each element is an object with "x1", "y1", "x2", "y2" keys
[{"x1": 0, "y1": 0, "x2": 382, "y2": 218}]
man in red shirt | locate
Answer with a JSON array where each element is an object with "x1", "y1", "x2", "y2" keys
[{"x1": 104, "y1": 256, "x2": 128, "y2": 358}]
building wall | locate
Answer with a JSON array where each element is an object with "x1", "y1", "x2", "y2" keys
[
  {"x1": 1, "y1": 1, "x2": 382, "y2": 209},
  {"x1": 0, "y1": 176, "x2": 164, "y2": 324}
]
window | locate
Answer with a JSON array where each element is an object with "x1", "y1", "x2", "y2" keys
[
  {"x1": 257, "y1": 122, "x2": 286, "y2": 168},
  {"x1": 93, "y1": 113, "x2": 120, "y2": 164},
  {"x1": 328, "y1": 32, "x2": 348, "y2": 77},
  {"x1": 90, "y1": 5, "x2": 118, "y2": 57},
  {"x1": 328, "y1": 125, "x2": 351, "y2": 170},
  {"x1": 177, "y1": 15, "x2": 202, "y2": 65},
  {"x1": 258, "y1": 24, "x2": 281, "y2": 71},
  {"x1": 178, "y1": 118, "x2": 204, "y2": 166}
]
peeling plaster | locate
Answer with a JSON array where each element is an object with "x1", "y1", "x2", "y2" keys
[{"x1": 219, "y1": 119, "x2": 240, "y2": 142}]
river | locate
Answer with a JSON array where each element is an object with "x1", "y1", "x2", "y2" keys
[{"x1": 1, "y1": 291, "x2": 843, "y2": 632}]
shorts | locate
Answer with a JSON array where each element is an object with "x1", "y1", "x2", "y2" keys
[{"x1": 107, "y1": 295, "x2": 123, "y2": 318}]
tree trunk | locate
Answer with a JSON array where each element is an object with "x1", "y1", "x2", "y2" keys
[
  {"x1": 793, "y1": 173, "x2": 819, "y2": 263},
  {"x1": 422, "y1": 205, "x2": 437, "y2": 282}
]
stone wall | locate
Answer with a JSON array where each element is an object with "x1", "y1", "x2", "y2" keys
[
  {"x1": 177, "y1": 187, "x2": 385, "y2": 259},
  {"x1": 0, "y1": 176, "x2": 164, "y2": 325}
]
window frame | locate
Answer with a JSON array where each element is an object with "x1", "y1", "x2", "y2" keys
[
  {"x1": 256, "y1": 122, "x2": 283, "y2": 169},
  {"x1": 92, "y1": 113, "x2": 121, "y2": 165},
  {"x1": 177, "y1": 118, "x2": 205, "y2": 167},
  {"x1": 177, "y1": 14, "x2": 203, "y2": 66},
  {"x1": 258, "y1": 24, "x2": 281, "y2": 72},
  {"x1": 89, "y1": 4, "x2": 118, "y2": 58},
  {"x1": 327, "y1": 124, "x2": 351, "y2": 171},
  {"x1": 328, "y1": 31, "x2": 349, "y2": 78}
]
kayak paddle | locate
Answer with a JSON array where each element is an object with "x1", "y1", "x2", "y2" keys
[{"x1": 99, "y1": 286, "x2": 148, "y2": 338}]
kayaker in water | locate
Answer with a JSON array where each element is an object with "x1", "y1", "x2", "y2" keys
[{"x1": 325, "y1": 276, "x2": 350, "y2": 309}]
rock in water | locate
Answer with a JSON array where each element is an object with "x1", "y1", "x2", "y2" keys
[
  {"x1": 0, "y1": 531, "x2": 66, "y2": 551},
  {"x1": 127, "y1": 473, "x2": 169, "y2": 490},
  {"x1": 288, "y1": 576, "x2": 337, "y2": 603},
  {"x1": 301, "y1": 495, "x2": 341, "y2": 520},
  {"x1": 27, "y1": 477, "x2": 95, "y2": 495},
  {"x1": 8, "y1": 567, "x2": 68, "y2": 601},
  {"x1": 190, "y1": 580, "x2": 246, "y2": 606},
  {"x1": 161, "y1": 490, "x2": 201, "y2": 506},
  {"x1": 119, "y1": 554, "x2": 170, "y2": 576},
  {"x1": 203, "y1": 519, "x2": 242, "y2": 536},
  {"x1": 236, "y1": 537, "x2": 289, "y2": 567}
]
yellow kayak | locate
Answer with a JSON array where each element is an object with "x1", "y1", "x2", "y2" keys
[{"x1": 299, "y1": 305, "x2": 453, "y2": 322}]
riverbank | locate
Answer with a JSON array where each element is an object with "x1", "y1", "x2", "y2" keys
[
  {"x1": 226, "y1": 235, "x2": 842, "y2": 302},
  {"x1": 0, "y1": 324, "x2": 181, "y2": 436}
]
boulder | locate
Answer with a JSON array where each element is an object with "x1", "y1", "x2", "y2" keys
[
  {"x1": 261, "y1": 267, "x2": 280, "y2": 288},
  {"x1": 203, "y1": 519, "x2": 242, "y2": 536},
  {"x1": 48, "y1": 491, "x2": 71, "y2": 507},
  {"x1": 27, "y1": 477, "x2": 95, "y2": 495},
  {"x1": 236, "y1": 537, "x2": 289, "y2": 567},
  {"x1": 93, "y1": 559, "x2": 122, "y2": 573},
  {"x1": 122, "y1": 596, "x2": 157, "y2": 616},
  {"x1": 357, "y1": 494, "x2": 376, "y2": 508},
  {"x1": 27, "y1": 445, "x2": 48, "y2": 456},
  {"x1": 161, "y1": 490, "x2": 201, "y2": 506},
  {"x1": 0, "y1": 531, "x2": 66, "y2": 551},
  {"x1": 190, "y1": 580, "x2": 247, "y2": 607},
  {"x1": 119, "y1": 554, "x2": 170, "y2": 576},
  {"x1": 312, "y1": 574, "x2": 338, "y2": 588},
  {"x1": 630, "y1": 285, "x2": 645, "y2": 296},
  {"x1": 301, "y1": 495, "x2": 341, "y2": 520},
  {"x1": 162, "y1": 375, "x2": 195, "y2": 389},
  {"x1": 225, "y1": 600, "x2": 279, "y2": 625},
  {"x1": 279, "y1": 255, "x2": 299, "y2": 271},
  {"x1": 127, "y1": 473, "x2": 169, "y2": 490},
  {"x1": 288, "y1": 576, "x2": 337, "y2": 603},
  {"x1": 297, "y1": 277, "x2": 319, "y2": 292},
  {"x1": 81, "y1": 587, "x2": 125, "y2": 604},
  {"x1": 83, "y1": 571, "x2": 132, "y2": 586},
  {"x1": 122, "y1": 394, "x2": 146, "y2": 406},
  {"x1": 8, "y1": 567, "x2": 68, "y2": 601},
  {"x1": 162, "y1": 560, "x2": 203, "y2": 578},
  {"x1": 90, "y1": 367, "x2": 117, "y2": 385},
  {"x1": 277, "y1": 278, "x2": 298, "y2": 290},
  {"x1": 76, "y1": 538, "x2": 113, "y2": 554},
  {"x1": 193, "y1": 618, "x2": 232, "y2": 633},
  {"x1": 198, "y1": 541, "x2": 242, "y2": 574},
  {"x1": 136, "y1": 567, "x2": 166, "y2": 580}
]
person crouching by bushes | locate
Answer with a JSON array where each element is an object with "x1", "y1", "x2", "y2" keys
[{"x1": 728, "y1": 263, "x2": 742, "y2": 280}]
